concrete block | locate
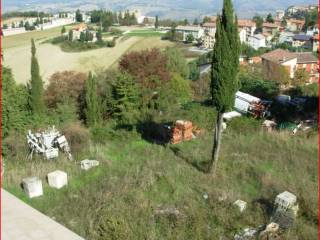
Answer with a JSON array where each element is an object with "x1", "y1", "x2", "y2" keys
[
  {"x1": 22, "y1": 177, "x2": 43, "y2": 198},
  {"x1": 80, "y1": 160, "x2": 99, "y2": 171},
  {"x1": 233, "y1": 199, "x2": 247, "y2": 212},
  {"x1": 47, "y1": 170, "x2": 68, "y2": 189}
]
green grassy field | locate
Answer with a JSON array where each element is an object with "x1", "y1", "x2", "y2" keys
[
  {"x1": 2, "y1": 25, "x2": 74, "y2": 50},
  {"x1": 3, "y1": 103, "x2": 318, "y2": 239}
]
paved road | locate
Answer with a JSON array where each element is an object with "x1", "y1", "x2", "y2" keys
[{"x1": 2, "y1": 189, "x2": 85, "y2": 240}]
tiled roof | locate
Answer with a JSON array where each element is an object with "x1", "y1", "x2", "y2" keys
[
  {"x1": 261, "y1": 49, "x2": 296, "y2": 63},
  {"x1": 202, "y1": 22, "x2": 216, "y2": 28},
  {"x1": 262, "y1": 22, "x2": 278, "y2": 28},
  {"x1": 238, "y1": 19, "x2": 256, "y2": 27},
  {"x1": 295, "y1": 52, "x2": 317, "y2": 63}
]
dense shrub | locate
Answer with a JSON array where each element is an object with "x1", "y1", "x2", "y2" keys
[
  {"x1": 62, "y1": 122, "x2": 90, "y2": 153},
  {"x1": 45, "y1": 71, "x2": 87, "y2": 108}
]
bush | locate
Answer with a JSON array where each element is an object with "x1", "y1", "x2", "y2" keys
[
  {"x1": 3, "y1": 131, "x2": 28, "y2": 158},
  {"x1": 45, "y1": 71, "x2": 87, "y2": 108},
  {"x1": 62, "y1": 122, "x2": 90, "y2": 153}
]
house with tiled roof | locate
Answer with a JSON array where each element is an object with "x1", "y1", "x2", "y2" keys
[
  {"x1": 295, "y1": 52, "x2": 318, "y2": 83},
  {"x1": 262, "y1": 22, "x2": 279, "y2": 35},
  {"x1": 261, "y1": 49, "x2": 318, "y2": 84},
  {"x1": 292, "y1": 34, "x2": 313, "y2": 48},
  {"x1": 238, "y1": 19, "x2": 256, "y2": 43},
  {"x1": 286, "y1": 18, "x2": 305, "y2": 32}
]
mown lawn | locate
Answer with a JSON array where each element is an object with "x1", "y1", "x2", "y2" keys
[{"x1": 3, "y1": 103, "x2": 318, "y2": 239}]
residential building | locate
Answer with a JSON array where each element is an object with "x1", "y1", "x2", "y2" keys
[
  {"x1": 292, "y1": 34, "x2": 312, "y2": 48},
  {"x1": 312, "y1": 36, "x2": 319, "y2": 52},
  {"x1": 276, "y1": 10, "x2": 285, "y2": 20},
  {"x1": 203, "y1": 32, "x2": 215, "y2": 49},
  {"x1": 295, "y1": 52, "x2": 318, "y2": 83},
  {"x1": 306, "y1": 24, "x2": 319, "y2": 36},
  {"x1": 286, "y1": 18, "x2": 305, "y2": 32},
  {"x1": 200, "y1": 22, "x2": 216, "y2": 48},
  {"x1": 261, "y1": 49, "x2": 318, "y2": 84},
  {"x1": 279, "y1": 31, "x2": 295, "y2": 44},
  {"x1": 261, "y1": 49, "x2": 297, "y2": 80},
  {"x1": 238, "y1": 19, "x2": 256, "y2": 43},
  {"x1": 202, "y1": 22, "x2": 216, "y2": 34},
  {"x1": 248, "y1": 34, "x2": 266, "y2": 50},
  {"x1": 175, "y1": 25, "x2": 204, "y2": 42},
  {"x1": 262, "y1": 22, "x2": 279, "y2": 36}
]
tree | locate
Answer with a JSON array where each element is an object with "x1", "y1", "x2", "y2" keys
[
  {"x1": 186, "y1": 33, "x2": 195, "y2": 43},
  {"x1": 96, "y1": 28, "x2": 103, "y2": 42},
  {"x1": 11, "y1": 22, "x2": 15, "y2": 28},
  {"x1": 68, "y1": 29, "x2": 73, "y2": 41},
  {"x1": 164, "y1": 47, "x2": 189, "y2": 78},
  {"x1": 61, "y1": 26, "x2": 66, "y2": 35},
  {"x1": 76, "y1": 9, "x2": 83, "y2": 22},
  {"x1": 266, "y1": 13, "x2": 274, "y2": 23},
  {"x1": 3, "y1": 24, "x2": 8, "y2": 29},
  {"x1": 252, "y1": 15, "x2": 263, "y2": 33},
  {"x1": 112, "y1": 72, "x2": 141, "y2": 125},
  {"x1": 193, "y1": 18, "x2": 199, "y2": 25},
  {"x1": 210, "y1": 0, "x2": 240, "y2": 175},
  {"x1": 80, "y1": 31, "x2": 85, "y2": 42},
  {"x1": 183, "y1": 18, "x2": 189, "y2": 26},
  {"x1": 202, "y1": 16, "x2": 211, "y2": 24},
  {"x1": 155, "y1": 15, "x2": 159, "y2": 29},
  {"x1": 188, "y1": 61, "x2": 200, "y2": 80},
  {"x1": 45, "y1": 71, "x2": 87, "y2": 108},
  {"x1": 2, "y1": 67, "x2": 30, "y2": 139},
  {"x1": 85, "y1": 72, "x2": 102, "y2": 126},
  {"x1": 19, "y1": 20, "x2": 24, "y2": 28},
  {"x1": 294, "y1": 68, "x2": 309, "y2": 86},
  {"x1": 29, "y1": 39, "x2": 45, "y2": 116}
]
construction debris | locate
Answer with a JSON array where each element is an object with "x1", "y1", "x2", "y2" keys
[
  {"x1": 80, "y1": 159, "x2": 99, "y2": 171},
  {"x1": 233, "y1": 199, "x2": 247, "y2": 213},
  {"x1": 262, "y1": 120, "x2": 277, "y2": 132},
  {"x1": 27, "y1": 126, "x2": 72, "y2": 160},
  {"x1": 171, "y1": 120, "x2": 193, "y2": 144},
  {"x1": 47, "y1": 170, "x2": 68, "y2": 189},
  {"x1": 271, "y1": 191, "x2": 298, "y2": 229},
  {"x1": 234, "y1": 228, "x2": 257, "y2": 240},
  {"x1": 223, "y1": 111, "x2": 242, "y2": 121},
  {"x1": 22, "y1": 177, "x2": 43, "y2": 198},
  {"x1": 235, "y1": 91, "x2": 269, "y2": 118},
  {"x1": 259, "y1": 222, "x2": 281, "y2": 239}
]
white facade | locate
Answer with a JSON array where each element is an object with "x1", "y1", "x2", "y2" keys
[
  {"x1": 281, "y1": 58, "x2": 298, "y2": 78},
  {"x1": 176, "y1": 26, "x2": 204, "y2": 41},
  {"x1": 276, "y1": 10, "x2": 285, "y2": 20},
  {"x1": 248, "y1": 34, "x2": 266, "y2": 50},
  {"x1": 239, "y1": 28, "x2": 247, "y2": 43}
]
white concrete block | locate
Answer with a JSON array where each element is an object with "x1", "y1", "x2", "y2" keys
[
  {"x1": 47, "y1": 170, "x2": 68, "y2": 189},
  {"x1": 22, "y1": 177, "x2": 43, "y2": 198},
  {"x1": 233, "y1": 199, "x2": 247, "y2": 212},
  {"x1": 80, "y1": 160, "x2": 99, "y2": 171}
]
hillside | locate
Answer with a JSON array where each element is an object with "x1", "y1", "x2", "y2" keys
[{"x1": 3, "y1": 0, "x2": 318, "y2": 18}]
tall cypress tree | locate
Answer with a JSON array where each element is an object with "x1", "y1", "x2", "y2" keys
[
  {"x1": 155, "y1": 16, "x2": 159, "y2": 29},
  {"x1": 209, "y1": 0, "x2": 240, "y2": 175},
  {"x1": 85, "y1": 72, "x2": 102, "y2": 127},
  {"x1": 29, "y1": 38, "x2": 45, "y2": 116}
]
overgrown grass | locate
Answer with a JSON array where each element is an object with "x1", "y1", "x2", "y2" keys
[{"x1": 3, "y1": 103, "x2": 318, "y2": 239}]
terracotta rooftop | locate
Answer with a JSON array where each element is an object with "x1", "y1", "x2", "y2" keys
[
  {"x1": 238, "y1": 19, "x2": 256, "y2": 28},
  {"x1": 202, "y1": 22, "x2": 216, "y2": 28},
  {"x1": 287, "y1": 18, "x2": 305, "y2": 25},
  {"x1": 295, "y1": 52, "x2": 317, "y2": 63},
  {"x1": 262, "y1": 22, "x2": 278, "y2": 28},
  {"x1": 261, "y1": 49, "x2": 297, "y2": 63}
]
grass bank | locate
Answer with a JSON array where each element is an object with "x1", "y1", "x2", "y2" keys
[{"x1": 3, "y1": 103, "x2": 318, "y2": 239}]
